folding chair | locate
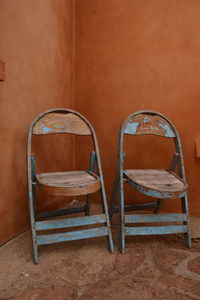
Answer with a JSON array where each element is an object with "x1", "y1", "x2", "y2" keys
[
  {"x1": 109, "y1": 110, "x2": 191, "y2": 252},
  {"x1": 27, "y1": 108, "x2": 114, "y2": 264}
]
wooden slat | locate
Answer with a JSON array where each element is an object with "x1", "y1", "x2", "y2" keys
[
  {"x1": 124, "y1": 169, "x2": 187, "y2": 194},
  {"x1": 125, "y1": 213, "x2": 187, "y2": 224},
  {"x1": 36, "y1": 171, "x2": 98, "y2": 188},
  {"x1": 124, "y1": 225, "x2": 188, "y2": 235},
  {"x1": 36, "y1": 227, "x2": 108, "y2": 245},
  {"x1": 35, "y1": 214, "x2": 106, "y2": 230},
  {"x1": 33, "y1": 113, "x2": 91, "y2": 135},
  {"x1": 36, "y1": 170, "x2": 101, "y2": 196},
  {"x1": 124, "y1": 114, "x2": 175, "y2": 137}
]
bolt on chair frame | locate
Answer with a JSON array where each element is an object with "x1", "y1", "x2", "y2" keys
[
  {"x1": 27, "y1": 108, "x2": 114, "y2": 264},
  {"x1": 109, "y1": 110, "x2": 191, "y2": 252}
]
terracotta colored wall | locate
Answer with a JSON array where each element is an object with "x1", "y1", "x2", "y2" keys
[
  {"x1": 0, "y1": 0, "x2": 74, "y2": 244},
  {"x1": 75, "y1": 0, "x2": 200, "y2": 215}
]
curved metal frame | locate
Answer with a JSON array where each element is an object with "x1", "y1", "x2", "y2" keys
[
  {"x1": 27, "y1": 108, "x2": 114, "y2": 264},
  {"x1": 110, "y1": 110, "x2": 191, "y2": 252}
]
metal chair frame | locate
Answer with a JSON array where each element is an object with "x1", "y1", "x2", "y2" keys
[
  {"x1": 27, "y1": 108, "x2": 114, "y2": 264},
  {"x1": 109, "y1": 110, "x2": 191, "y2": 252}
]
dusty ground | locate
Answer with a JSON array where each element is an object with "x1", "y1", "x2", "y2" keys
[{"x1": 0, "y1": 208, "x2": 200, "y2": 300}]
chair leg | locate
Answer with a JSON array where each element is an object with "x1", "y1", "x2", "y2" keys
[
  {"x1": 32, "y1": 234, "x2": 39, "y2": 265},
  {"x1": 181, "y1": 194, "x2": 192, "y2": 248},
  {"x1": 119, "y1": 172, "x2": 125, "y2": 253},
  {"x1": 85, "y1": 194, "x2": 92, "y2": 216},
  {"x1": 109, "y1": 170, "x2": 119, "y2": 219},
  {"x1": 30, "y1": 213, "x2": 39, "y2": 264},
  {"x1": 99, "y1": 181, "x2": 114, "y2": 253},
  {"x1": 154, "y1": 198, "x2": 163, "y2": 214},
  {"x1": 29, "y1": 189, "x2": 39, "y2": 264}
]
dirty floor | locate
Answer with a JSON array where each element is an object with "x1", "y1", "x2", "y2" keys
[{"x1": 0, "y1": 209, "x2": 200, "y2": 300}]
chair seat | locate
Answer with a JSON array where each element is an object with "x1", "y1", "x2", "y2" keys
[
  {"x1": 124, "y1": 169, "x2": 188, "y2": 199},
  {"x1": 36, "y1": 170, "x2": 101, "y2": 197}
]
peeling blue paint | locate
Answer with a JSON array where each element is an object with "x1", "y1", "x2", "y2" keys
[
  {"x1": 41, "y1": 124, "x2": 51, "y2": 134},
  {"x1": 144, "y1": 188, "x2": 171, "y2": 199},
  {"x1": 124, "y1": 122, "x2": 139, "y2": 134},
  {"x1": 125, "y1": 176, "x2": 173, "y2": 199},
  {"x1": 124, "y1": 225, "x2": 188, "y2": 236},
  {"x1": 35, "y1": 214, "x2": 106, "y2": 230},
  {"x1": 159, "y1": 122, "x2": 175, "y2": 137},
  {"x1": 36, "y1": 227, "x2": 108, "y2": 245},
  {"x1": 143, "y1": 116, "x2": 149, "y2": 124},
  {"x1": 178, "y1": 191, "x2": 187, "y2": 198}
]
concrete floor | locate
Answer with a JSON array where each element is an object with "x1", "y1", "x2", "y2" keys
[{"x1": 0, "y1": 211, "x2": 200, "y2": 300}]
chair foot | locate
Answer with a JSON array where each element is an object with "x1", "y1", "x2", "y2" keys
[
  {"x1": 107, "y1": 236, "x2": 114, "y2": 253},
  {"x1": 119, "y1": 234, "x2": 125, "y2": 253},
  {"x1": 184, "y1": 233, "x2": 192, "y2": 248},
  {"x1": 33, "y1": 246, "x2": 39, "y2": 264}
]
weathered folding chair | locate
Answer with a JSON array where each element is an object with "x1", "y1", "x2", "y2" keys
[
  {"x1": 109, "y1": 110, "x2": 191, "y2": 252},
  {"x1": 27, "y1": 108, "x2": 114, "y2": 264}
]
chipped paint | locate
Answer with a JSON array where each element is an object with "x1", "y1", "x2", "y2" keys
[
  {"x1": 124, "y1": 121, "x2": 139, "y2": 134},
  {"x1": 125, "y1": 213, "x2": 187, "y2": 223},
  {"x1": 124, "y1": 225, "x2": 188, "y2": 235},
  {"x1": 36, "y1": 227, "x2": 108, "y2": 245},
  {"x1": 159, "y1": 122, "x2": 175, "y2": 137},
  {"x1": 143, "y1": 116, "x2": 149, "y2": 124},
  {"x1": 40, "y1": 124, "x2": 51, "y2": 134},
  {"x1": 126, "y1": 178, "x2": 173, "y2": 199},
  {"x1": 35, "y1": 214, "x2": 106, "y2": 230}
]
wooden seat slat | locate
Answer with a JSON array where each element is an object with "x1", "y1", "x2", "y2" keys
[
  {"x1": 36, "y1": 170, "x2": 100, "y2": 196},
  {"x1": 124, "y1": 169, "x2": 187, "y2": 195}
]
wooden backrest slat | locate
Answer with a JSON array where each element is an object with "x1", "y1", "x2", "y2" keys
[
  {"x1": 123, "y1": 114, "x2": 175, "y2": 138},
  {"x1": 33, "y1": 113, "x2": 91, "y2": 135}
]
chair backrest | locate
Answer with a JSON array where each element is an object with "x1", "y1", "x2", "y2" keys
[
  {"x1": 27, "y1": 108, "x2": 103, "y2": 176},
  {"x1": 32, "y1": 110, "x2": 92, "y2": 136},
  {"x1": 123, "y1": 111, "x2": 176, "y2": 138},
  {"x1": 119, "y1": 110, "x2": 185, "y2": 180}
]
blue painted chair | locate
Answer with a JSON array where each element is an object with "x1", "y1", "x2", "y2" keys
[
  {"x1": 27, "y1": 108, "x2": 114, "y2": 264},
  {"x1": 109, "y1": 110, "x2": 191, "y2": 252}
]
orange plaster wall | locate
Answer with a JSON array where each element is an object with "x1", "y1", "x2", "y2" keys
[
  {"x1": 75, "y1": 0, "x2": 200, "y2": 215},
  {"x1": 0, "y1": 0, "x2": 74, "y2": 244}
]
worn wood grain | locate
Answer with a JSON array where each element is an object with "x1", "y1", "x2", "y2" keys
[
  {"x1": 124, "y1": 169, "x2": 187, "y2": 197},
  {"x1": 33, "y1": 113, "x2": 91, "y2": 135},
  {"x1": 124, "y1": 114, "x2": 175, "y2": 137},
  {"x1": 36, "y1": 170, "x2": 101, "y2": 196}
]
